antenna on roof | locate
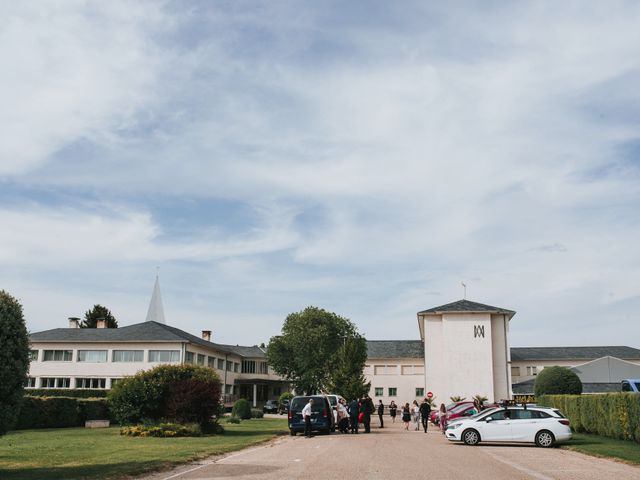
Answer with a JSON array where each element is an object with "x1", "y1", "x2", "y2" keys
[{"x1": 461, "y1": 282, "x2": 467, "y2": 300}]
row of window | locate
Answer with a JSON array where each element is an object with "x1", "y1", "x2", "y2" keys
[
  {"x1": 25, "y1": 376, "x2": 241, "y2": 391},
  {"x1": 373, "y1": 387, "x2": 425, "y2": 397},
  {"x1": 511, "y1": 366, "x2": 538, "y2": 377},
  {"x1": 370, "y1": 364, "x2": 425, "y2": 375}
]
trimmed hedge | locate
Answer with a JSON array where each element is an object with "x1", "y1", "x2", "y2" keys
[
  {"x1": 14, "y1": 396, "x2": 110, "y2": 430},
  {"x1": 121, "y1": 423, "x2": 201, "y2": 437},
  {"x1": 25, "y1": 389, "x2": 109, "y2": 398},
  {"x1": 232, "y1": 399, "x2": 252, "y2": 420},
  {"x1": 538, "y1": 393, "x2": 640, "y2": 443},
  {"x1": 250, "y1": 408, "x2": 264, "y2": 418}
]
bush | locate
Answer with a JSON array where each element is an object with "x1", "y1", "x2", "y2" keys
[
  {"x1": 225, "y1": 416, "x2": 241, "y2": 424},
  {"x1": 120, "y1": 422, "x2": 201, "y2": 437},
  {"x1": 13, "y1": 397, "x2": 109, "y2": 429},
  {"x1": 25, "y1": 389, "x2": 109, "y2": 398},
  {"x1": 250, "y1": 408, "x2": 264, "y2": 418},
  {"x1": 538, "y1": 393, "x2": 640, "y2": 443},
  {"x1": 108, "y1": 364, "x2": 223, "y2": 427},
  {"x1": 232, "y1": 399, "x2": 252, "y2": 419},
  {"x1": 534, "y1": 366, "x2": 582, "y2": 396},
  {"x1": 0, "y1": 291, "x2": 30, "y2": 435},
  {"x1": 278, "y1": 392, "x2": 294, "y2": 406}
]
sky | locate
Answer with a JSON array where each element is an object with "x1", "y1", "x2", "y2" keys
[{"x1": 1, "y1": 1, "x2": 639, "y2": 348}]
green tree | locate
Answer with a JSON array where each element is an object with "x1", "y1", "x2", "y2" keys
[
  {"x1": 326, "y1": 336, "x2": 370, "y2": 400},
  {"x1": 0, "y1": 290, "x2": 30, "y2": 435},
  {"x1": 534, "y1": 366, "x2": 582, "y2": 396},
  {"x1": 81, "y1": 304, "x2": 118, "y2": 328},
  {"x1": 267, "y1": 306, "x2": 366, "y2": 395}
]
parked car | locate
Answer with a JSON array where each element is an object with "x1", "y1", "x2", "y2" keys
[
  {"x1": 263, "y1": 400, "x2": 279, "y2": 414},
  {"x1": 430, "y1": 401, "x2": 473, "y2": 425},
  {"x1": 446, "y1": 406, "x2": 572, "y2": 447},
  {"x1": 325, "y1": 394, "x2": 346, "y2": 430},
  {"x1": 288, "y1": 395, "x2": 334, "y2": 435},
  {"x1": 279, "y1": 399, "x2": 290, "y2": 415},
  {"x1": 621, "y1": 379, "x2": 640, "y2": 393}
]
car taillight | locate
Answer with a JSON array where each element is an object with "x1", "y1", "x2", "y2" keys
[
  {"x1": 288, "y1": 410, "x2": 293, "y2": 420},
  {"x1": 323, "y1": 409, "x2": 328, "y2": 417},
  {"x1": 558, "y1": 419, "x2": 570, "y2": 426}
]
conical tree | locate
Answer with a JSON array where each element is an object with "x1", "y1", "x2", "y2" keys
[
  {"x1": 0, "y1": 290, "x2": 30, "y2": 435},
  {"x1": 81, "y1": 304, "x2": 118, "y2": 328},
  {"x1": 326, "y1": 336, "x2": 370, "y2": 400}
]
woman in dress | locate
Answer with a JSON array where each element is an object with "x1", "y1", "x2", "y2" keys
[
  {"x1": 439, "y1": 403, "x2": 447, "y2": 434},
  {"x1": 412, "y1": 400, "x2": 420, "y2": 431},
  {"x1": 389, "y1": 400, "x2": 397, "y2": 423},
  {"x1": 401, "y1": 402, "x2": 411, "y2": 430}
]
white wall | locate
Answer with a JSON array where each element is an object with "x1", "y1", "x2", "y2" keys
[{"x1": 364, "y1": 358, "x2": 425, "y2": 406}]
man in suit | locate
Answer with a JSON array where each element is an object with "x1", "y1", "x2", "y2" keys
[
  {"x1": 377, "y1": 400, "x2": 385, "y2": 428},
  {"x1": 361, "y1": 394, "x2": 374, "y2": 433},
  {"x1": 348, "y1": 398, "x2": 359, "y2": 434},
  {"x1": 419, "y1": 398, "x2": 432, "y2": 433}
]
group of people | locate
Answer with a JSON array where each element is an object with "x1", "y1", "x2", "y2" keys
[
  {"x1": 387, "y1": 399, "x2": 433, "y2": 432},
  {"x1": 335, "y1": 394, "x2": 376, "y2": 434}
]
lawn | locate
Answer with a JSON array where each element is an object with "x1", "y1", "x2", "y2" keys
[
  {"x1": 0, "y1": 418, "x2": 289, "y2": 480},
  {"x1": 563, "y1": 433, "x2": 640, "y2": 465}
]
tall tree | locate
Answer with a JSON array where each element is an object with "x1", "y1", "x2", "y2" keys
[
  {"x1": 267, "y1": 306, "x2": 367, "y2": 395},
  {"x1": 0, "y1": 290, "x2": 30, "y2": 435},
  {"x1": 326, "y1": 335, "x2": 370, "y2": 400},
  {"x1": 81, "y1": 304, "x2": 118, "y2": 328}
]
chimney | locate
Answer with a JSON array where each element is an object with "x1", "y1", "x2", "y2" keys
[
  {"x1": 68, "y1": 317, "x2": 80, "y2": 329},
  {"x1": 96, "y1": 318, "x2": 107, "y2": 329},
  {"x1": 202, "y1": 330, "x2": 211, "y2": 342}
]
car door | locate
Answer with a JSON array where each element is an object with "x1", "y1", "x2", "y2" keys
[
  {"x1": 479, "y1": 409, "x2": 513, "y2": 441},
  {"x1": 510, "y1": 409, "x2": 537, "y2": 441}
]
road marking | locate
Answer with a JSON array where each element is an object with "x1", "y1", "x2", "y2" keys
[{"x1": 481, "y1": 449, "x2": 554, "y2": 480}]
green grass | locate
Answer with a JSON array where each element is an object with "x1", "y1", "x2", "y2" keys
[
  {"x1": 562, "y1": 433, "x2": 640, "y2": 465},
  {"x1": 0, "y1": 418, "x2": 288, "y2": 480}
]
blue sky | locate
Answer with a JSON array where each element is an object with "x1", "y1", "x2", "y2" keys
[{"x1": 1, "y1": 1, "x2": 639, "y2": 347}]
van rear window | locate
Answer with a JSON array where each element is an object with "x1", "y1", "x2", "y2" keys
[{"x1": 291, "y1": 397, "x2": 326, "y2": 412}]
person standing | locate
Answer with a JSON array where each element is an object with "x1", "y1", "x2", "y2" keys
[
  {"x1": 361, "y1": 394, "x2": 374, "y2": 433},
  {"x1": 438, "y1": 403, "x2": 447, "y2": 435},
  {"x1": 401, "y1": 402, "x2": 411, "y2": 430},
  {"x1": 337, "y1": 399, "x2": 350, "y2": 434},
  {"x1": 411, "y1": 400, "x2": 420, "y2": 431},
  {"x1": 389, "y1": 400, "x2": 397, "y2": 423},
  {"x1": 348, "y1": 398, "x2": 359, "y2": 434},
  {"x1": 419, "y1": 398, "x2": 431, "y2": 433},
  {"x1": 377, "y1": 400, "x2": 384, "y2": 428},
  {"x1": 302, "y1": 398, "x2": 314, "y2": 438}
]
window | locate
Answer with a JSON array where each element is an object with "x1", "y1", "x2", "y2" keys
[
  {"x1": 416, "y1": 388, "x2": 424, "y2": 397},
  {"x1": 218, "y1": 358, "x2": 225, "y2": 370},
  {"x1": 388, "y1": 387, "x2": 397, "y2": 397},
  {"x1": 29, "y1": 350, "x2": 38, "y2": 361},
  {"x1": 24, "y1": 377, "x2": 36, "y2": 388},
  {"x1": 43, "y1": 350, "x2": 73, "y2": 362},
  {"x1": 401, "y1": 365, "x2": 423, "y2": 375},
  {"x1": 374, "y1": 365, "x2": 397, "y2": 375},
  {"x1": 76, "y1": 378, "x2": 106, "y2": 389},
  {"x1": 77, "y1": 350, "x2": 108, "y2": 363},
  {"x1": 242, "y1": 360, "x2": 256, "y2": 373},
  {"x1": 148, "y1": 350, "x2": 180, "y2": 362},
  {"x1": 185, "y1": 351, "x2": 195, "y2": 364},
  {"x1": 375, "y1": 387, "x2": 383, "y2": 397},
  {"x1": 41, "y1": 377, "x2": 70, "y2": 388},
  {"x1": 111, "y1": 378, "x2": 123, "y2": 388},
  {"x1": 225, "y1": 384, "x2": 232, "y2": 394},
  {"x1": 226, "y1": 361, "x2": 233, "y2": 372},
  {"x1": 208, "y1": 356, "x2": 216, "y2": 368},
  {"x1": 197, "y1": 354, "x2": 205, "y2": 365},
  {"x1": 259, "y1": 362, "x2": 268, "y2": 374},
  {"x1": 112, "y1": 350, "x2": 143, "y2": 362},
  {"x1": 273, "y1": 387, "x2": 281, "y2": 396},
  {"x1": 511, "y1": 366, "x2": 521, "y2": 377},
  {"x1": 526, "y1": 366, "x2": 538, "y2": 376},
  {"x1": 234, "y1": 362, "x2": 239, "y2": 373}
]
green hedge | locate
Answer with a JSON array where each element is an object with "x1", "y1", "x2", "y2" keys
[
  {"x1": 232, "y1": 399, "x2": 252, "y2": 420},
  {"x1": 14, "y1": 396, "x2": 110, "y2": 430},
  {"x1": 25, "y1": 389, "x2": 109, "y2": 398},
  {"x1": 538, "y1": 393, "x2": 640, "y2": 443}
]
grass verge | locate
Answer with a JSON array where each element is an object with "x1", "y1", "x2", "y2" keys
[
  {"x1": 562, "y1": 433, "x2": 640, "y2": 465},
  {"x1": 0, "y1": 418, "x2": 288, "y2": 480}
]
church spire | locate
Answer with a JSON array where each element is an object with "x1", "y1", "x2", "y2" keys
[{"x1": 145, "y1": 274, "x2": 166, "y2": 324}]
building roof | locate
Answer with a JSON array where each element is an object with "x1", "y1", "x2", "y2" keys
[
  {"x1": 511, "y1": 346, "x2": 640, "y2": 361},
  {"x1": 145, "y1": 275, "x2": 166, "y2": 324},
  {"x1": 366, "y1": 340, "x2": 424, "y2": 359},
  {"x1": 29, "y1": 321, "x2": 239, "y2": 356},
  {"x1": 418, "y1": 299, "x2": 515, "y2": 316}
]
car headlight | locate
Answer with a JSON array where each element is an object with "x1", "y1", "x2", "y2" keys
[{"x1": 447, "y1": 423, "x2": 462, "y2": 430}]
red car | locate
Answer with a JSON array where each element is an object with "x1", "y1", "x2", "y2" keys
[{"x1": 430, "y1": 401, "x2": 473, "y2": 425}]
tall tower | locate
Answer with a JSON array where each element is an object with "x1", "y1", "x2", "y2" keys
[{"x1": 145, "y1": 275, "x2": 166, "y2": 324}]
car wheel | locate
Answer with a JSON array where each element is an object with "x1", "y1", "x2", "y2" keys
[
  {"x1": 535, "y1": 430, "x2": 555, "y2": 448},
  {"x1": 462, "y1": 429, "x2": 480, "y2": 446},
  {"x1": 290, "y1": 429, "x2": 296, "y2": 436}
]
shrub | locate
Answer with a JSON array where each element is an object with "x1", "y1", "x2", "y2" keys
[
  {"x1": 13, "y1": 397, "x2": 109, "y2": 429},
  {"x1": 538, "y1": 393, "x2": 640, "y2": 443},
  {"x1": 232, "y1": 399, "x2": 252, "y2": 420},
  {"x1": 225, "y1": 416, "x2": 241, "y2": 424},
  {"x1": 25, "y1": 389, "x2": 109, "y2": 398},
  {"x1": 534, "y1": 366, "x2": 582, "y2": 396},
  {"x1": 108, "y1": 364, "x2": 223, "y2": 427},
  {"x1": 251, "y1": 408, "x2": 264, "y2": 418},
  {"x1": 0, "y1": 290, "x2": 30, "y2": 435},
  {"x1": 120, "y1": 422, "x2": 201, "y2": 437}
]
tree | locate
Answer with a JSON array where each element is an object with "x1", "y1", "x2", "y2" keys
[
  {"x1": 0, "y1": 290, "x2": 30, "y2": 435},
  {"x1": 534, "y1": 366, "x2": 582, "y2": 396},
  {"x1": 326, "y1": 336, "x2": 370, "y2": 400},
  {"x1": 450, "y1": 396, "x2": 467, "y2": 402},
  {"x1": 81, "y1": 304, "x2": 118, "y2": 328},
  {"x1": 267, "y1": 306, "x2": 367, "y2": 395}
]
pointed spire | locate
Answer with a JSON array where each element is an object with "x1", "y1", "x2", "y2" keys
[{"x1": 145, "y1": 274, "x2": 166, "y2": 324}]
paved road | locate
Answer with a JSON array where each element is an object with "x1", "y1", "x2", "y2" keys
[{"x1": 146, "y1": 420, "x2": 640, "y2": 480}]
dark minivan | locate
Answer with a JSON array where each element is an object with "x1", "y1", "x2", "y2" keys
[{"x1": 288, "y1": 395, "x2": 334, "y2": 435}]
